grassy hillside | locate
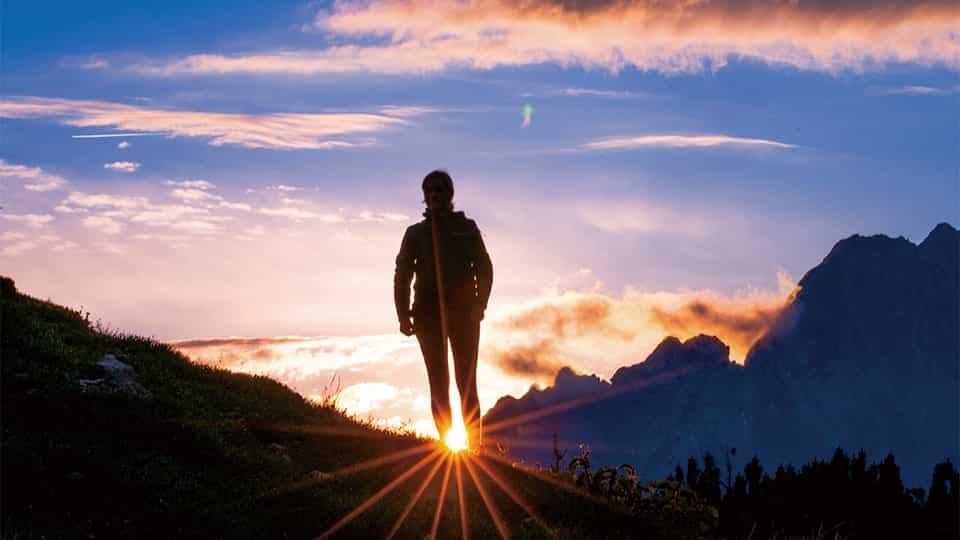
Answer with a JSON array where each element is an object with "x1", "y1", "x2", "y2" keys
[{"x1": 1, "y1": 277, "x2": 711, "y2": 540}]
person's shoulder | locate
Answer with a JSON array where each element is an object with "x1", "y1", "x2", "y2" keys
[
  {"x1": 454, "y1": 211, "x2": 480, "y2": 230},
  {"x1": 405, "y1": 219, "x2": 429, "y2": 236}
]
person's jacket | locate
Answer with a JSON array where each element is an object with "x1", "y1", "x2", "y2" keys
[{"x1": 394, "y1": 209, "x2": 493, "y2": 321}]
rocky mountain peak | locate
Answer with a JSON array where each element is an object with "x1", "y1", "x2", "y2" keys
[{"x1": 611, "y1": 334, "x2": 731, "y2": 388}]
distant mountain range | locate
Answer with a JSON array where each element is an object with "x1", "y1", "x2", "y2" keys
[{"x1": 484, "y1": 223, "x2": 959, "y2": 487}]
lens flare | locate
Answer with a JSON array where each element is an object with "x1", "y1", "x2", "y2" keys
[{"x1": 522, "y1": 104, "x2": 533, "y2": 128}]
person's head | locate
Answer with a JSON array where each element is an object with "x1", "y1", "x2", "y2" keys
[{"x1": 422, "y1": 169, "x2": 455, "y2": 211}]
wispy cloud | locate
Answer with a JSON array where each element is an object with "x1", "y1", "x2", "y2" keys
[
  {"x1": 581, "y1": 134, "x2": 797, "y2": 150},
  {"x1": 0, "y1": 159, "x2": 67, "y2": 191},
  {"x1": 270, "y1": 184, "x2": 302, "y2": 192},
  {"x1": 0, "y1": 239, "x2": 38, "y2": 256},
  {"x1": 170, "y1": 188, "x2": 222, "y2": 203},
  {"x1": 72, "y1": 132, "x2": 163, "y2": 139},
  {"x1": 0, "y1": 96, "x2": 410, "y2": 151},
  {"x1": 258, "y1": 207, "x2": 341, "y2": 221},
  {"x1": 104, "y1": 161, "x2": 141, "y2": 173},
  {"x1": 171, "y1": 334, "x2": 421, "y2": 381},
  {"x1": 219, "y1": 201, "x2": 252, "y2": 211},
  {"x1": 350, "y1": 210, "x2": 409, "y2": 223},
  {"x1": 54, "y1": 205, "x2": 88, "y2": 214},
  {"x1": 64, "y1": 192, "x2": 150, "y2": 210},
  {"x1": 93, "y1": 241, "x2": 125, "y2": 255},
  {"x1": 234, "y1": 224, "x2": 265, "y2": 241},
  {"x1": 378, "y1": 105, "x2": 444, "y2": 117},
  {"x1": 133, "y1": 0, "x2": 960, "y2": 77},
  {"x1": 874, "y1": 85, "x2": 960, "y2": 96},
  {"x1": 552, "y1": 88, "x2": 644, "y2": 99},
  {"x1": 62, "y1": 191, "x2": 228, "y2": 236},
  {"x1": 0, "y1": 231, "x2": 76, "y2": 256},
  {"x1": 83, "y1": 215, "x2": 126, "y2": 235},
  {"x1": 117, "y1": 141, "x2": 130, "y2": 149},
  {"x1": 2, "y1": 214, "x2": 55, "y2": 228},
  {"x1": 165, "y1": 179, "x2": 216, "y2": 190},
  {"x1": 80, "y1": 59, "x2": 109, "y2": 70}
]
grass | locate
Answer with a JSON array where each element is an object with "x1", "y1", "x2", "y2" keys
[{"x1": 1, "y1": 275, "x2": 718, "y2": 539}]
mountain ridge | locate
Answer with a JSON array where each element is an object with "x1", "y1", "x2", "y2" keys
[{"x1": 484, "y1": 223, "x2": 960, "y2": 487}]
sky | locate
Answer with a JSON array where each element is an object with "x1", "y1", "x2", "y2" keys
[{"x1": 2, "y1": 0, "x2": 957, "y2": 437}]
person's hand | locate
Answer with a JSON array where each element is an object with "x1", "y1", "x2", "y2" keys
[{"x1": 399, "y1": 316, "x2": 415, "y2": 336}]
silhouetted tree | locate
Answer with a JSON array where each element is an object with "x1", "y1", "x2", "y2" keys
[
  {"x1": 926, "y1": 459, "x2": 959, "y2": 537},
  {"x1": 744, "y1": 456, "x2": 763, "y2": 497},
  {"x1": 697, "y1": 453, "x2": 722, "y2": 507},
  {"x1": 686, "y1": 456, "x2": 700, "y2": 491},
  {"x1": 682, "y1": 449, "x2": 958, "y2": 539}
]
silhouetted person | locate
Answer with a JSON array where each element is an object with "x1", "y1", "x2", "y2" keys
[{"x1": 394, "y1": 170, "x2": 493, "y2": 450}]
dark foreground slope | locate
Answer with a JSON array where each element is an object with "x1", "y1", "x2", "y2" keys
[{"x1": 0, "y1": 276, "x2": 701, "y2": 540}]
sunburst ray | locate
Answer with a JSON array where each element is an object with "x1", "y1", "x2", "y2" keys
[
  {"x1": 315, "y1": 448, "x2": 442, "y2": 539},
  {"x1": 385, "y1": 453, "x2": 449, "y2": 540},
  {"x1": 456, "y1": 456, "x2": 470, "y2": 540},
  {"x1": 463, "y1": 455, "x2": 511, "y2": 539},
  {"x1": 270, "y1": 441, "x2": 437, "y2": 497},
  {"x1": 430, "y1": 456, "x2": 455, "y2": 540},
  {"x1": 473, "y1": 456, "x2": 557, "y2": 538},
  {"x1": 326, "y1": 441, "x2": 435, "y2": 478}
]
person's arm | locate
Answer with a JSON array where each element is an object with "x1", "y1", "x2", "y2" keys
[
  {"x1": 473, "y1": 224, "x2": 493, "y2": 315},
  {"x1": 394, "y1": 226, "x2": 416, "y2": 325}
]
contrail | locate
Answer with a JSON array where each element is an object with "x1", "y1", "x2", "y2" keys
[{"x1": 71, "y1": 132, "x2": 164, "y2": 139}]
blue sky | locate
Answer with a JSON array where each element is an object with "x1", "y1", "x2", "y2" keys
[{"x1": 2, "y1": 0, "x2": 956, "y2": 433}]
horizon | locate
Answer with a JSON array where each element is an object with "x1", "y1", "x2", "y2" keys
[{"x1": 2, "y1": 0, "x2": 957, "y2": 437}]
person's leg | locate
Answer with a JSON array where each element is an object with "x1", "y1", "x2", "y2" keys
[
  {"x1": 449, "y1": 310, "x2": 482, "y2": 449},
  {"x1": 415, "y1": 314, "x2": 451, "y2": 439}
]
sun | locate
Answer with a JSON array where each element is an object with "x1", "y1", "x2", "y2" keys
[{"x1": 444, "y1": 423, "x2": 469, "y2": 452}]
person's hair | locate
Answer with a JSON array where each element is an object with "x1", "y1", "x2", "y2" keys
[{"x1": 421, "y1": 169, "x2": 455, "y2": 209}]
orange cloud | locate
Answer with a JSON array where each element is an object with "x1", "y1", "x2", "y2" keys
[
  {"x1": 500, "y1": 294, "x2": 634, "y2": 340},
  {"x1": 172, "y1": 336, "x2": 308, "y2": 349},
  {"x1": 649, "y1": 299, "x2": 783, "y2": 359},
  {"x1": 486, "y1": 277, "x2": 795, "y2": 376},
  {"x1": 491, "y1": 340, "x2": 567, "y2": 378},
  {"x1": 139, "y1": 0, "x2": 959, "y2": 75}
]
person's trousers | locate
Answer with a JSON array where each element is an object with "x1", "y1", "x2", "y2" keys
[{"x1": 415, "y1": 308, "x2": 481, "y2": 443}]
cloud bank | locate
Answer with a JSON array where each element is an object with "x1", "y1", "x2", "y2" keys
[
  {"x1": 487, "y1": 279, "x2": 795, "y2": 380},
  {"x1": 137, "y1": 0, "x2": 959, "y2": 76}
]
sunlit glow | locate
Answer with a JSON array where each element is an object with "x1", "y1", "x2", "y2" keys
[
  {"x1": 444, "y1": 376, "x2": 470, "y2": 452},
  {"x1": 445, "y1": 422, "x2": 469, "y2": 452}
]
